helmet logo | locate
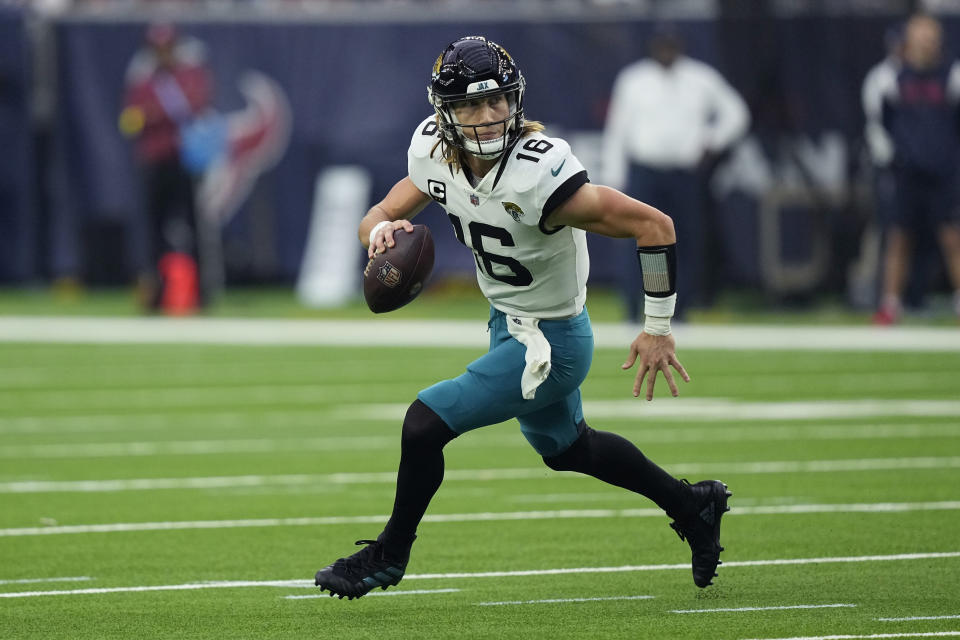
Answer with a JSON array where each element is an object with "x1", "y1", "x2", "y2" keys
[{"x1": 467, "y1": 79, "x2": 498, "y2": 94}]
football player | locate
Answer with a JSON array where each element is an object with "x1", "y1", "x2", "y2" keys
[{"x1": 314, "y1": 36, "x2": 731, "y2": 599}]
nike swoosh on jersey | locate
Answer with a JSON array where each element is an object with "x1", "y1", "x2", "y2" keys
[{"x1": 550, "y1": 160, "x2": 566, "y2": 177}]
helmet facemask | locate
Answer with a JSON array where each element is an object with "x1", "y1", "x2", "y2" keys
[{"x1": 433, "y1": 83, "x2": 524, "y2": 160}]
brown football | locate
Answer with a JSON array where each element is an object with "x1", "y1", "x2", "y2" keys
[{"x1": 363, "y1": 224, "x2": 435, "y2": 313}]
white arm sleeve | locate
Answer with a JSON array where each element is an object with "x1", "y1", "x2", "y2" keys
[
  {"x1": 601, "y1": 70, "x2": 633, "y2": 190},
  {"x1": 703, "y1": 67, "x2": 750, "y2": 152},
  {"x1": 862, "y1": 61, "x2": 898, "y2": 166},
  {"x1": 948, "y1": 60, "x2": 960, "y2": 103}
]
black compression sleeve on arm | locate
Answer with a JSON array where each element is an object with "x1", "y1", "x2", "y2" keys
[{"x1": 636, "y1": 243, "x2": 677, "y2": 297}]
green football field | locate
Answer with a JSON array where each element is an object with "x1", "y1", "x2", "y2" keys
[{"x1": 1, "y1": 320, "x2": 959, "y2": 639}]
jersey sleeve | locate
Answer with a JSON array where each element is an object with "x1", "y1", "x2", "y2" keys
[
  {"x1": 407, "y1": 115, "x2": 443, "y2": 196},
  {"x1": 511, "y1": 134, "x2": 589, "y2": 231}
]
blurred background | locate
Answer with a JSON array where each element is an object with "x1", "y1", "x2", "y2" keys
[{"x1": 1, "y1": 0, "x2": 959, "y2": 323}]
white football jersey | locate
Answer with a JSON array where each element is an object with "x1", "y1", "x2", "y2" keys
[{"x1": 407, "y1": 116, "x2": 590, "y2": 319}]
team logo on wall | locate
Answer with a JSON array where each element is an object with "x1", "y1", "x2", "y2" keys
[
  {"x1": 377, "y1": 261, "x2": 403, "y2": 288},
  {"x1": 193, "y1": 71, "x2": 293, "y2": 225},
  {"x1": 428, "y1": 179, "x2": 447, "y2": 204},
  {"x1": 502, "y1": 201, "x2": 524, "y2": 222}
]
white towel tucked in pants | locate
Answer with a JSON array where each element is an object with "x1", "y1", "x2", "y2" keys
[{"x1": 506, "y1": 315, "x2": 552, "y2": 400}]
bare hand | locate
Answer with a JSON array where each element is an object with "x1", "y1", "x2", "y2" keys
[
  {"x1": 621, "y1": 332, "x2": 690, "y2": 400},
  {"x1": 368, "y1": 220, "x2": 415, "y2": 258}
]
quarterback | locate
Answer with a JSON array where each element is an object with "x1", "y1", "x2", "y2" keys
[{"x1": 314, "y1": 36, "x2": 731, "y2": 599}]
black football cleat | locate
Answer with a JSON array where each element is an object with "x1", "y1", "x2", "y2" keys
[
  {"x1": 670, "y1": 479, "x2": 732, "y2": 588},
  {"x1": 314, "y1": 537, "x2": 410, "y2": 600}
]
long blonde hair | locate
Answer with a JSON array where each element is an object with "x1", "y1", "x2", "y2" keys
[{"x1": 429, "y1": 116, "x2": 546, "y2": 173}]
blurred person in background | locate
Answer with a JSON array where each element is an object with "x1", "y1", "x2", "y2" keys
[
  {"x1": 861, "y1": 25, "x2": 906, "y2": 310},
  {"x1": 602, "y1": 24, "x2": 749, "y2": 322},
  {"x1": 872, "y1": 13, "x2": 960, "y2": 325},
  {"x1": 119, "y1": 22, "x2": 212, "y2": 314}
]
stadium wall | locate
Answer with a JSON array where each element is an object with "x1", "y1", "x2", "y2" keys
[{"x1": 2, "y1": 7, "x2": 958, "y2": 303}]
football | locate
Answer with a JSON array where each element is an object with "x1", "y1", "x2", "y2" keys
[{"x1": 363, "y1": 224, "x2": 435, "y2": 313}]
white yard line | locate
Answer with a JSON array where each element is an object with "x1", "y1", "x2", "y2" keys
[
  {"x1": 3, "y1": 457, "x2": 959, "y2": 495},
  {"x1": 674, "y1": 603, "x2": 856, "y2": 613},
  {"x1": 0, "y1": 384, "x2": 397, "y2": 412},
  {"x1": 0, "y1": 580, "x2": 306, "y2": 598},
  {"x1": 404, "y1": 552, "x2": 960, "y2": 580},
  {"x1": 1, "y1": 551, "x2": 957, "y2": 599},
  {"x1": 581, "y1": 399, "x2": 960, "y2": 422},
  {"x1": 332, "y1": 399, "x2": 960, "y2": 423},
  {"x1": 878, "y1": 617, "x2": 960, "y2": 622},
  {"x1": 725, "y1": 502, "x2": 960, "y2": 514},
  {"x1": 0, "y1": 411, "x2": 346, "y2": 435},
  {"x1": 1, "y1": 503, "x2": 959, "y2": 538},
  {"x1": 5, "y1": 394, "x2": 958, "y2": 420},
  {"x1": 285, "y1": 588, "x2": 460, "y2": 599},
  {"x1": 0, "y1": 436, "x2": 401, "y2": 459},
  {"x1": 2, "y1": 502, "x2": 959, "y2": 537},
  {"x1": 670, "y1": 457, "x2": 960, "y2": 475},
  {"x1": 3, "y1": 421, "x2": 958, "y2": 458},
  {"x1": 476, "y1": 595, "x2": 654, "y2": 606},
  {"x1": 1, "y1": 316, "x2": 959, "y2": 351},
  {"x1": 604, "y1": 423, "x2": 960, "y2": 442},
  {"x1": 742, "y1": 633, "x2": 960, "y2": 640},
  {"x1": 0, "y1": 576, "x2": 92, "y2": 585},
  {"x1": 2, "y1": 407, "x2": 958, "y2": 438}
]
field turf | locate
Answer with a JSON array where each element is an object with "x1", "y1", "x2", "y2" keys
[{"x1": 1, "y1": 318, "x2": 959, "y2": 639}]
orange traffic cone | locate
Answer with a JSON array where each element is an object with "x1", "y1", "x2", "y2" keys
[{"x1": 158, "y1": 252, "x2": 199, "y2": 315}]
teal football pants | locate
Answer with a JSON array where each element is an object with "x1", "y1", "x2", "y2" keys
[{"x1": 417, "y1": 306, "x2": 594, "y2": 457}]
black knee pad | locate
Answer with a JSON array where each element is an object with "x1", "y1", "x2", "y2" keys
[
  {"x1": 401, "y1": 399, "x2": 457, "y2": 452},
  {"x1": 542, "y1": 424, "x2": 594, "y2": 472}
]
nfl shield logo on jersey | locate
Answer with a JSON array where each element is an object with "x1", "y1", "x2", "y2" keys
[
  {"x1": 377, "y1": 262, "x2": 403, "y2": 288},
  {"x1": 502, "y1": 201, "x2": 525, "y2": 223},
  {"x1": 470, "y1": 193, "x2": 480, "y2": 206}
]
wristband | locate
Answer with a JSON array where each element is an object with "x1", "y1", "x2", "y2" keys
[
  {"x1": 636, "y1": 244, "x2": 677, "y2": 297},
  {"x1": 368, "y1": 221, "x2": 392, "y2": 247},
  {"x1": 643, "y1": 315, "x2": 672, "y2": 336},
  {"x1": 643, "y1": 293, "x2": 675, "y2": 336},
  {"x1": 643, "y1": 292, "x2": 676, "y2": 318}
]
